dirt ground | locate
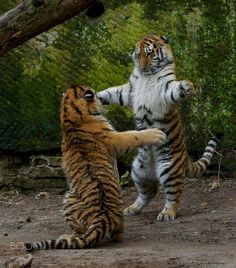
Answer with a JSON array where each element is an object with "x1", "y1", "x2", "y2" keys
[{"x1": 1, "y1": 177, "x2": 236, "y2": 268}]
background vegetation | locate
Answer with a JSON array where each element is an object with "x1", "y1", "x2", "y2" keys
[{"x1": 0, "y1": 0, "x2": 235, "y2": 173}]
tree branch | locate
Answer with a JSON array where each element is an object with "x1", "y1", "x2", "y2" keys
[{"x1": 0, "y1": 0, "x2": 98, "y2": 56}]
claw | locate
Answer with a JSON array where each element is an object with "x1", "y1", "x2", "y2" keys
[{"x1": 157, "y1": 207, "x2": 176, "y2": 221}]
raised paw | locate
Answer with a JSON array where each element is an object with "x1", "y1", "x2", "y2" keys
[
  {"x1": 123, "y1": 203, "x2": 141, "y2": 216},
  {"x1": 157, "y1": 207, "x2": 177, "y2": 221},
  {"x1": 97, "y1": 92, "x2": 110, "y2": 105},
  {"x1": 140, "y1": 129, "x2": 166, "y2": 146},
  {"x1": 179, "y1": 80, "x2": 195, "y2": 97}
]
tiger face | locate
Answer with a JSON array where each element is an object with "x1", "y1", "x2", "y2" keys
[
  {"x1": 61, "y1": 85, "x2": 101, "y2": 126},
  {"x1": 132, "y1": 34, "x2": 174, "y2": 75}
]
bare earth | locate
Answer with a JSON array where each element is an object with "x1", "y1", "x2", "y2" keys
[{"x1": 1, "y1": 177, "x2": 236, "y2": 268}]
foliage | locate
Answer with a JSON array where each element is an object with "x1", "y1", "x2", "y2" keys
[{"x1": 0, "y1": 0, "x2": 235, "y2": 173}]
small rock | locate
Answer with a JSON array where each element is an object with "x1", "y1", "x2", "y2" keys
[
  {"x1": 4, "y1": 232, "x2": 8, "y2": 236},
  {"x1": 35, "y1": 192, "x2": 50, "y2": 199}
]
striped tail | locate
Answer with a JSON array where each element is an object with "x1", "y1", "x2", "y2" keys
[
  {"x1": 186, "y1": 134, "x2": 222, "y2": 178},
  {"x1": 24, "y1": 220, "x2": 107, "y2": 251}
]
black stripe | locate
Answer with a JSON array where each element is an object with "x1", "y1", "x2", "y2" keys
[
  {"x1": 65, "y1": 127, "x2": 81, "y2": 134},
  {"x1": 162, "y1": 173, "x2": 182, "y2": 185},
  {"x1": 159, "y1": 47, "x2": 163, "y2": 59},
  {"x1": 159, "y1": 165, "x2": 172, "y2": 178},
  {"x1": 118, "y1": 90, "x2": 124, "y2": 106},
  {"x1": 71, "y1": 101, "x2": 82, "y2": 116},
  {"x1": 143, "y1": 114, "x2": 153, "y2": 126},
  {"x1": 204, "y1": 148, "x2": 214, "y2": 154},
  {"x1": 165, "y1": 189, "x2": 181, "y2": 195},
  {"x1": 137, "y1": 105, "x2": 153, "y2": 115},
  {"x1": 137, "y1": 156, "x2": 144, "y2": 164},
  {"x1": 158, "y1": 130, "x2": 180, "y2": 150},
  {"x1": 207, "y1": 143, "x2": 216, "y2": 149},
  {"x1": 55, "y1": 240, "x2": 62, "y2": 249},
  {"x1": 153, "y1": 112, "x2": 176, "y2": 124},
  {"x1": 73, "y1": 87, "x2": 79, "y2": 99},
  {"x1": 119, "y1": 90, "x2": 124, "y2": 106},
  {"x1": 171, "y1": 90, "x2": 176, "y2": 102},
  {"x1": 200, "y1": 158, "x2": 209, "y2": 166},
  {"x1": 131, "y1": 167, "x2": 141, "y2": 179},
  {"x1": 210, "y1": 137, "x2": 219, "y2": 143},
  {"x1": 171, "y1": 138, "x2": 185, "y2": 154},
  {"x1": 165, "y1": 80, "x2": 175, "y2": 92},
  {"x1": 164, "y1": 181, "x2": 182, "y2": 187},
  {"x1": 157, "y1": 72, "x2": 175, "y2": 81},
  {"x1": 131, "y1": 74, "x2": 138, "y2": 79},
  {"x1": 71, "y1": 85, "x2": 79, "y2": 91},
  {"x1": 197, "y1": 161, "x2": 205, "y2": 169},
  {"x1": 170, "y1": 151, "x2": 186, "y2": 173},
  {"x1": 44, "y1": 241, "x2": 49, "y2": 250},
  {"x1": 165, "y1": 120, "x2": 180, "y2": 136},
  {"x1": 50, "y1": 239, "x2": 56, "y2": 249}
]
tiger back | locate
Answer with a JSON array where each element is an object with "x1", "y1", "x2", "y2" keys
[{"x1": 24, "y1": 85, "x2": 166, "y2": 251}]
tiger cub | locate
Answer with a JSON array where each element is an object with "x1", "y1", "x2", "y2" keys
[
  {"x1": 24, "y1": 85, "x2": 166, "y2": 251},
  {"x1": 97, "y1": 34, "x2": 221, "y2": 221}
]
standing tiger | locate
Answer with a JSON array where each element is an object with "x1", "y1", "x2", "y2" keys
[
  {"x1": 24, "y1": 85, "x2": 166, "y2": 251},
  {"x1": 97, "y1": 34, "x2": 221, "y2": 221}
]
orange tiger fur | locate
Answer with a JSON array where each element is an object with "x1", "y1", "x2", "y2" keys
[{"x1": 24, "y1": 85, "x2": 166, "y2": 251}]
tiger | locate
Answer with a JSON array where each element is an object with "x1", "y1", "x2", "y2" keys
[
  {"x1": 24, "y1": 85, "x2": 166, "y2": 251},
  {"x1": 97, "y1": 34, "x2": 221, "y2": 221}
]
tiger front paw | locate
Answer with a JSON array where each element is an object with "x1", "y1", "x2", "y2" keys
[
  {"x1": 179, "y1": 80, "x2": 195, "y2": 98},
  {"x1": 140, "y1": 129, "x2": 166, "y2": 146},
  {"x1": 97, "y1": 92, "x2": 110, "y2": 105},
  {"x1": 123, "y1": 203, "x2": 142, "y2": 216},
  {"x1": 157, "y1": 207, "x2": 177, "y2": 221}
]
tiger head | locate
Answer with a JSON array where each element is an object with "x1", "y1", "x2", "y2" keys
[
  {"x1": 133, "y1": 34, "x2": 174, "y2": 75},
  {"x1": 61, "y1": 85, "x2": 101, "y2": 127}
]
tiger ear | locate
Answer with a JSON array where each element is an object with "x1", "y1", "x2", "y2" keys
[
  {"x1": 160, "y1": 35, "x2": 169, "y2": 44},
  {"x1": 85, "y1": 90, "x2": 95, "y2": 101}
]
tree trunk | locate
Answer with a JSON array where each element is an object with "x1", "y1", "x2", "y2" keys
[{"x1": 0, "y1": 0, "x2": 97, "y2": 56}]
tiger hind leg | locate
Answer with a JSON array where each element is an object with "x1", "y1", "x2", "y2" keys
[
  {"x1": 157, "y1": 164, "x2": 183, "y2": 221},
  {"x1": 124, "y1": 149, "x2": 157, "y2": 215},
  {"x1": 108, "y1": 212, "x2": 124, "y2": 242}
]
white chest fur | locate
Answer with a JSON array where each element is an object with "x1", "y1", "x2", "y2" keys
[{"x1": 131, "y1": 68, "x2": 169, "y2": 119}]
